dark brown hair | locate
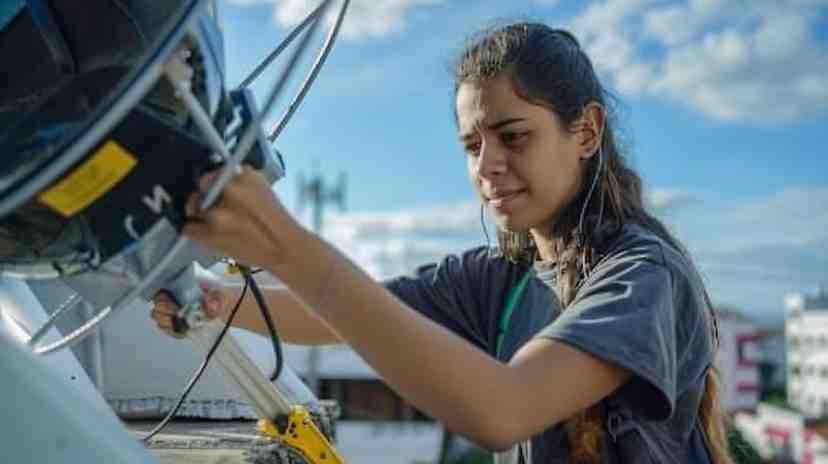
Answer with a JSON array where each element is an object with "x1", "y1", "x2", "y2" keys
[{"x1": 454, "y1": 22, "x2": 732, "y2": 463}]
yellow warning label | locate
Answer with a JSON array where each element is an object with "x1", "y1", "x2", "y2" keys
[{"x1": 38, "y1": 140, "x2": 137, "y2": 217}]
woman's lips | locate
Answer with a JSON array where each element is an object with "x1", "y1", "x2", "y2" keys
[{"x1": 488, "y1": 190, "x2": 525, "y2": 209}]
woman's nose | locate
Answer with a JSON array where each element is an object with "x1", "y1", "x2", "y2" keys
[{"x1": 477, "y1": 142, "x2": 507, "y2": 178}]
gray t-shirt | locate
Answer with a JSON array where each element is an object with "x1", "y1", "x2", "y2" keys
[{"x1": 385, "y1": 223, "x2": 715, "y2": 463}]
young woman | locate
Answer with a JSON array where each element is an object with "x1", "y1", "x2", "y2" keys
[{"x1": 152, "y1": 23, "x2": 733, "y2": 463}]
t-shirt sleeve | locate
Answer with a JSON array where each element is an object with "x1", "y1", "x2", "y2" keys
[
  {"x1": 536, "y1": 255, "x2": 677, "y2": 421},
  {"x1": 383, "y1": 247, "x2": 496, "y2": 351}
]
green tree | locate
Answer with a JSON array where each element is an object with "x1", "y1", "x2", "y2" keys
[
  {"x1": 446, "y1": 447, "x2": 492, "y2": 464},
  {"x1": 729, "y1": 428, "x2": 763, "y2": 464}
]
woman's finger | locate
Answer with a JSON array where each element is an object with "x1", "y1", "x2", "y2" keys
[
  {"x1": 152, "y1": 303, "x2": 178, "y2": 319},
  {"x1": 155, "y1": 316, "x2": 173, "y2": 329},
  {"x1": 150, "y1": 311, "x2": 174, "y2": 328},
  {"x1": 185, "y1": 191, "x2": 206, "y2": 218},
  {"x1": 182, "y1": 207, "x2": 234, "y2": 246},
  {"x1": 152, "y1": 291, "x2": 177, "y2": 307},
  {"x1": 161, "y1": 300, "x2": 179, "y2": 311},
  {"x1": 154, "y1": 316, "x2": 185, "y2": 338},
  {"x1": 181, "y1": 220, "x2": 205, "y2": 243},
  {"x1": 197, "y1": 169, "x2": 223, "y2": 194},
  {"x1": 151, "y1": 292, "x2": 179, "y2": 310},
  {"x1": 202, "y1": 288, "x2": 226, "y2": 319}
]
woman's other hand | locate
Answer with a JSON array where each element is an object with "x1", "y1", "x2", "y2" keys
[{"x1": 150, "y1": 281, "x2": 228, "y2": 338}]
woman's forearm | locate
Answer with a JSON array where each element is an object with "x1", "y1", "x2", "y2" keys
[
  {"x1": 222, "y1": 281, "x2": 342, "y2": 345},
  {"x1": 266, "y1": 227, "x2": 521, "y2": 449}
]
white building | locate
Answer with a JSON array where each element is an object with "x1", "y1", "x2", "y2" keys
[
  {"x1": 716, "y1": 306, "x2": 762, "y2": 414},
  {"x1": 801, "y1": 351, "x2": 828, "y2": 418},
  {"x1": 733, "y1": 288, "x2": 828, "y2": 464},
  {"x1": 786, "y1": 289, "x2": 828, "y2": 416},
  {"x1": 734, "y1": 403, "x2": 828, "y2": 464}
]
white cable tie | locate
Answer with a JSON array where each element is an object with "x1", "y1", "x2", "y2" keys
[{"x1": 163, "y1": 50, "x2": 229, "y2": 164}]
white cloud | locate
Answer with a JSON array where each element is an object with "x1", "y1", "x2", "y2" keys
[
  {"x1": 695, "y1": 236, "x2": 828, "y2": 324},
  {"x1": 644, "y1": 6, "x2": 692, "y2": 46},
  {"x1": 671, "y1": 187, "x2": 828, "y2": 255},
  {"x1": 570, "y1": 0, "x2": 828, "y2": 123},
  {"x1": 290, "y1": 185, "x2": 827, "y2": 324},
  {"x1": 647, "y1": 188, "x2": 695, "y2": 213},
  {"x1": 325, "y1": 202, "x2": 481, "y2": 240},
  {"x1": 572, "y1": 0, "x2": 653, "y2": 35},
  {"x1": 660, "y1": 186, "x2": 828, "y2": 322},
  {"x1": 317, "y1": 186, "x2": 827, "y2": 278},
  {"x1": 724, "y1": 187, "x2": 828, "y2": 246},
  {"x1": 641, "y1": 185, "x2": 828, "y2": 323},
  {"x1": 225, "y1": 1, "x2": 828, "y2": 121},
  {"x1": 642, "y1": 0, "x2": 728, "y2": 46},
  {"x1": 311, "y1": 202, "x2": 486, "y2": 279},
  {"x1": 225, "y1": 0, "x2": 442, "y2": 40}
]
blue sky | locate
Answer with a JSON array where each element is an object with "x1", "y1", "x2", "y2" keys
[{"x1": 217, "y1": 0, "x2": 828, "y2": 326}]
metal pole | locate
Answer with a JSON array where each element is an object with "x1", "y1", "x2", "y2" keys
[
  {"x1": 82, "y1": 301, "x2": 105, "y2": 391},
  {"x1": 187, "y1": 319, "x2": 293, "y2": 419},
  {"x1": 307, "y1": 177, "x2": 323, "y2": 395}
]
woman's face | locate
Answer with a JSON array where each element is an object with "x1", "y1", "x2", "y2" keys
[{"x1": 456, "y1": 73, "x2": 585, "y2": 235}]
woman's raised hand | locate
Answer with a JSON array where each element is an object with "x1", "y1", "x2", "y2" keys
[{"x1": 182, "y1": 166, "x2": 302, "y2": 270}]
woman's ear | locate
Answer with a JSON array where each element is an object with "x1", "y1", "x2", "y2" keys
[{"x1": 574, "y1": 102, "x2": 605, "y2": 160}]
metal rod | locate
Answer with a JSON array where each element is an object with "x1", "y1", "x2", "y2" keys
[
  {"x1": 237, "y1": 1, "x2": 327, "y2": 89},
  {"x1": 82, "y1": 301, "x2": 105, "y2": 391},
  {"x1": 32, "y1": 237, "x2": 189, "y2": 355},
  {"x1": 26, "y1": 292, "x2": 80, "y2": 347},
  {"x1": 200, "y1": 0, "x2": 330, "y2": 211},
  {"x1": 267, "y1": 0, "x2": 350, "y2": 143},
  {"x1": 187, "y1": 319, "x2": 293, "y2": 419}
]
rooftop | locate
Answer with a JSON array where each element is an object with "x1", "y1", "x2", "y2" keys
[
  {"x1": 804, "y1": 288, "x2": 828, "y2": 311},
  {"x1": 786, "y1": 288, "x2": 828, "y2": 313},
  {"x1": 715, "y1": 305, "x2": 754, "y2": 322}
]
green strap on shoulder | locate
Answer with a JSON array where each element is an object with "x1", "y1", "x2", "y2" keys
[{"x1": 495, "y1": 270, "x2": 532, "y2": 358}]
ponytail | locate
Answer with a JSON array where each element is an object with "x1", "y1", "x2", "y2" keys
[{"x1": 700, "y1": 367, "x2": 735, "y2": 464}]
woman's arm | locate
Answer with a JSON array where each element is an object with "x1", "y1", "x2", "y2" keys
[
  {"x1": 183, "y1": 168, "x2": 630, "y2": 450},
  {"x1": 222, "y1": 281, "x2": 342, "y2": 345},
  {"x1": 267, "y1": 227, "x2": 631, "y2": 450}
]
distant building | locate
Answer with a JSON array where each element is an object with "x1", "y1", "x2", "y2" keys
[
  {"x1": 755, "y1": 327, "x2": 788, "y2": 393},
  {"x1": 734, "y1": 288, "x2": 828, "y2": 464},
  {"x1": 716, "y1": 306, "x2": 762, "y2": 414},
  {"x1": 785, "y1": 289, "x2": 828, "y2": 416},
  {"x1": 734, "y1": 403, "x2": 828, "y2": 464}
]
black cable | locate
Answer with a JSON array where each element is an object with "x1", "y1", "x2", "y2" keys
[
  {"x1": 141, "y1": 279, "x2": 249, "y2": 443},
  {"x1": 241, "y1": 268, "x2": 284, "y2": 381}
]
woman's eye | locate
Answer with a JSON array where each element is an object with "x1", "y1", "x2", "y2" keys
[
  {"x1": 501, "y1": 131, "x2": 528, "y2": 145},
  {"x1": 464, "y1": 142, "x2": 481, "y2": 156}
]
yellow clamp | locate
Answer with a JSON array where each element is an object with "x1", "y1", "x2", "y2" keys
[
  {"x1": 258, "y1": 405, "x2": 344, "y2": 464},
  {"x1": 226, "y1": 262, "x2": 257, "y2": 277}
]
